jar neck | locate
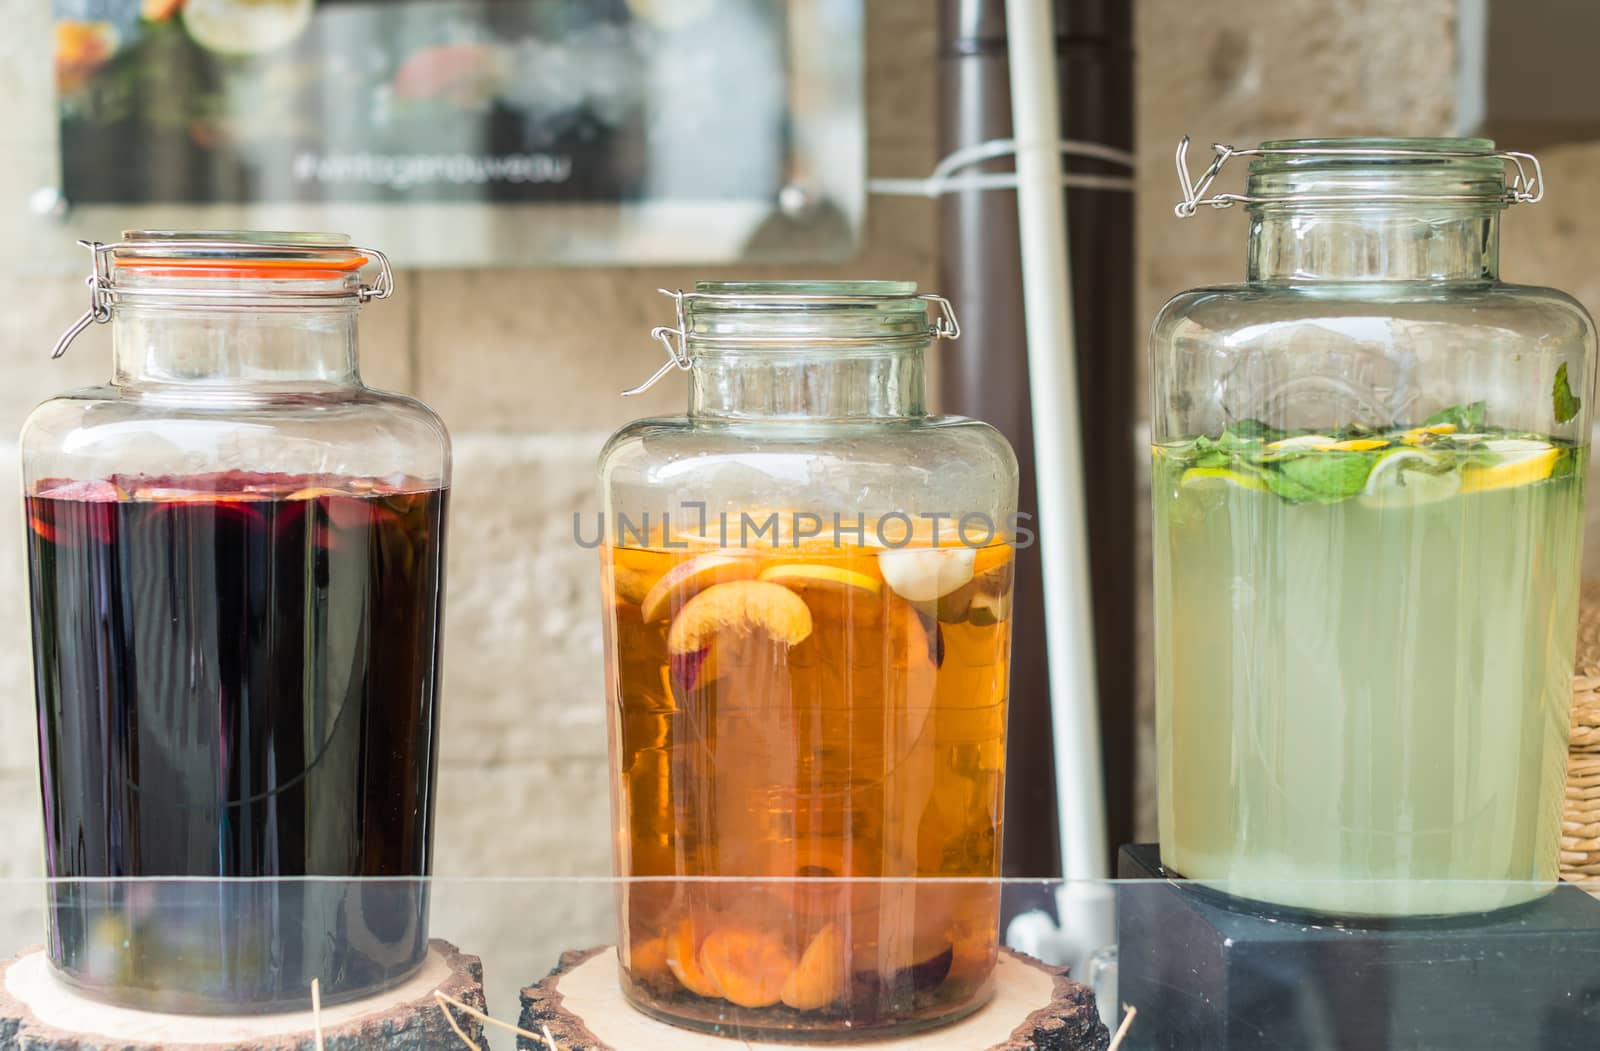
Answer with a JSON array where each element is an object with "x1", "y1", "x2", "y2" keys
[
  {"x1": 112, "y1": 302, "x2": 362, "y2": 389},
  {"x1": 1238, "y1": 136, "x2": 1513, "y2": 285},
  {"x1": 688, "y1": 346, "x2": 927, "y2": 421},
  {"x1": 1247, "y1": 206, "x2": 1501, "y2": 284},
  {"x1": 1248, "y1": 206, "x2": 1497, "y2": 284}
]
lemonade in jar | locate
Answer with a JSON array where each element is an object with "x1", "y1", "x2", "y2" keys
[{"x1": 1153, "y1": 139, "x2": 1596, "y2": 916}]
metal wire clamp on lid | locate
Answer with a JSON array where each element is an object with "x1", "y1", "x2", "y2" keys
[
  {"x1": 49, "y1": 237, "x2": 396, "y2": 359},
  {"x1": 1172, "y1": 136, "x2": 1545, "y2": 218},
  {"x1": 623, "y1": 287, "x2": 962, "y2": 397}
]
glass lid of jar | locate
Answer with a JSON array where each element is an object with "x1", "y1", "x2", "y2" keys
[
  {"x1": 624, "y1": 281, "x2": 961, "y2": 396},
  {"x1": 50, "y1": 230, "x2": 395, "y2": 360},
  {"x1": 1172, "y1": 135, "x2": 1546, "y2": 217},
  {"x1": 113, "y1": 229, "x2": 373, "y2": 278}
]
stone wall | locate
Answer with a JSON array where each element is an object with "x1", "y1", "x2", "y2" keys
[
  {"x1": 0, "y1": 0, "x2": 1597, "y2": 890},
  {"x1": 0, "y1": 0, "x2": 937, "y2": 885}
]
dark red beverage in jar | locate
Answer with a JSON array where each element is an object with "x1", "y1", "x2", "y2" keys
[
  {"x1": 22, "y1": 233, "x2": 451, "y2": 1012},
  {"x1": 27, "y1": 473, "x2": 446, "y2": 1010}
]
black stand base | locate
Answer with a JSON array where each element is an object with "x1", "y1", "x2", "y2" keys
[{"x1": 1116, "y1": 844, "x2": 1600, "y2": 1050}]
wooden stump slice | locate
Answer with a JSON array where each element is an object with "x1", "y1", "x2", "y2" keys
[
  {"x1": 0, "y1": 939, "x2": 485, "y2": 1050},
  {"x1": 518, "y1": 947, "x2": 1108, "y2": 1051}
]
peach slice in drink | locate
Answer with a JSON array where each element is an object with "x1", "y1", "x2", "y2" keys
[
  {"x1": 641, "y1": 554, "x2": 758, "y2": 622},
  {"x1": 665, "y1": 917, "x2": 721, "y2": 999},
  {"x1": 665, "y1": 580, "x2": 814, "y2": 656},
  {"x1": 698, "y1": 926, "x2": 796, "y2": 1008},
  {"x1": 628, "y1": 934, "x2": 674, "y2": 993},
  {"x1": 609, "y1": 546, "x2": 673, "y2": 606},
  {"x1": 781, "y1": 923, "x2": 847, "y2": 1011}
]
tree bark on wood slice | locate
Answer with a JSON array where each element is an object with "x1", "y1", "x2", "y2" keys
[
  {"x1": 518, "y1": 946, "x2": 1108, "y2": 1051},
  {"x1": 0, "y1": 939, "x2": 484, "y2": 1051}
]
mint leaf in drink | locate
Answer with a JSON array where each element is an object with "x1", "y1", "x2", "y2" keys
[
  {"x1": 1422, "y1": 401, "x2": 1487, "y2": 431},
  {"x1": 1222, "y1": 418, "x2": 1286, "y2": 444},
  {"x1": 1554, "y1": 362, "x2": 1581, "y2": 424},
  {"x1": 1261, "y1": 469, "x2": 1317, "y2": 503},
  {"x1": 1268, "y1": 451, "x2": 1377, "y2": 504},
  {"x1": 1160, "y1": 436, "x2": 1224, "y2": 466}
]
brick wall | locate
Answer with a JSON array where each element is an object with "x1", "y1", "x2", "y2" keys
[{"x1": 0, "y1": 0, "x2": 1597, "y2": 889}]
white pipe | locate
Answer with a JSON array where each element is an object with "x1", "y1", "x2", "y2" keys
[{"x1": 1003, "y1": 0, "x2": 1109, "y2": 886}]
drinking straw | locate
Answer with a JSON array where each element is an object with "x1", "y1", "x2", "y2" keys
[{"x1": 1003, "y1": 0, "x2": 1113, "y2": 970}]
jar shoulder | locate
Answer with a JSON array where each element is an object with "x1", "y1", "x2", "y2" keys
[
  {"x1": 1150, "y1": 282, "x2": 1598, "y2": 440},
  {"x1": 600, "y1": 414, "x2": 1018, "y2": 516},
  {"x1": 601, "y1": 414, "x2": 1016, "y2": 468},
  {"x1": 21, "y1": 385, "x2": 451, "y2": 487},
  {"x1": 1154, "y1": 282, "x2": 1597, "y2": 348}
]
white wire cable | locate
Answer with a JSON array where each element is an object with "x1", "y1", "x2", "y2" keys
[{"x1": 869, "y1": 137, "x2": 1136, "y2": 197}]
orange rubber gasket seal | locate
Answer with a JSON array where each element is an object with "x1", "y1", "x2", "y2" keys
[{"x1": 114, "y1": 254, "x2": 369, "y2": 280}]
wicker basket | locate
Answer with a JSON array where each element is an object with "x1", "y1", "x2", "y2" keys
[{"x1": 1562, "y1": 581, "x2": 1600, "y2": 884}]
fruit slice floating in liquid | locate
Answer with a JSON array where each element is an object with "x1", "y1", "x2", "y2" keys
[
  {"x1": 971, "y1": 542, "x2": 1014, "y2": 576},
  {"x1": 1180, "y1": 466, "x2": 1268, "y2": 493},
  {"x1": 758, "y1": 563, "x2": 883, "y2": 624},
  {"x1": 781, "y1": 923, "x2": 847, "y2": 1011},
  {"x1": 29, "y1": 480, "x2": 128, "y2": 545},
  {"x1": 878, "y1": 546, "x2": 976, "y2": 602},
  {"x1": 1359, "y1": 448, "x2": 1461, "y2": 510},
  {"x1": 1397, "y1": 422, "x2": 1458, "y2": 444},
  {"x1": 609, "y1": 547, "x2": 673, "y2": 606},
  {"x1": 1462, "y1": 438, "x2": 1562, "y2": 494},
  {"x1": 612, "y1": 565, "x2": 659, "y2": 607},
  {"x1": 1323, "y1": 437, "x2": 1388, "y2": 452},
  {"x1": 36, "y1": 479, "x2": 126, "y2": 502},
  {"x1": 667, "y1": 646, "x2": 713, "y2": 693},
  {"x1": 698, "y1": 926, "x2": 795, "y2": 1008},
  {"x1": 288, "y1": 486, "x2": 377, "y2": 533},
  {"x1": 1265, "y1": 434, "x2": 1337, "y2": 451},
  {"x1": 666, "y1": 580, "x2": 813, "y2": 656},
  {"x1": 134, "y1": 488, "x2": 268, "y2": 528},
  {"x1": 641, "y1": 554, "x2": 757, "y2": 623},
  {"x1": 183, "y1": 0, "x2": 313, "y2": 56},
  {"x1": 758, "y1": 562, "x2": 881, "y2": 596},
  {"x1": 665, "y1": 918, "x2": 721, "y2": 999}
]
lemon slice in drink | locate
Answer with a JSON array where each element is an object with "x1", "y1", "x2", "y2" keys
[
  {"x1": 1461, "y1": 439, "x2": 1562, "y2": 494},
  {"x1": 1359, "y1": 448, "x2": 1460, "y2": 509},
  {"x1": 1265, "y1": 434, "x2": 1336, "y2": 451},
  {"x1": 1180, "y1": 467, "x2": 1268, "y2": 492},
  {"x1": 183, "y1": 0, "x2": 312, "y2": 55}
]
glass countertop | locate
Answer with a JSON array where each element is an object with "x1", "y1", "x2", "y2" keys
[{"x1": 0, "y1": 873, "x2": 1593, "y2": 1049}]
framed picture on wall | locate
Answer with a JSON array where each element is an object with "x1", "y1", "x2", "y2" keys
[{"x1": 15, "y1": 0, "x2": 863, "y2": 267}]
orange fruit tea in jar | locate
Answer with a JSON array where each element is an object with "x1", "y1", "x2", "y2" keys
[{"x1": 603, "y1": 521, "x2": 1013, "y2": 1036}]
